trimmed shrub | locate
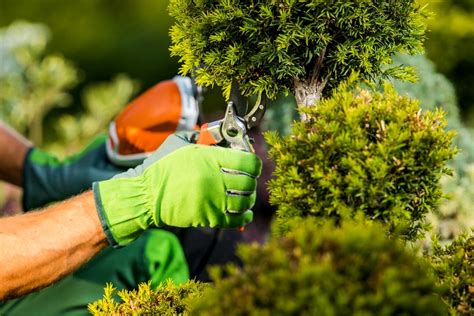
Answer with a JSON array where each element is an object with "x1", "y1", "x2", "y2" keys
[
  {"x1": 391, "y1": 54, "x2": 460, "y2": 127},
  {"x1": 190, "y1": 219, "x2": 447, "y2": 315},
  {"x1": 390, "y1": 54, "x2": 474, "y2": 240},
  {"x1": 427, "y1": 233, "x2": 474, "y2": 315},
  {"x1": 88, "y1": 280, "x2": 207, "y2": 315},
  {"x1": 266, "y1": 78, "x2": 456, "y2": 240},
  {"x1": 168, "y1": 0, "x2": 427, "y2": 105},
  {"x1": 391, "y1": 54, "x2": 474, "y2": 175}
]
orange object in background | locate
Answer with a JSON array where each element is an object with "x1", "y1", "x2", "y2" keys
[
  {"x1": 196, "y1": 123, "x2": 219, "y2": 146},
  {"x1": 107, "y1": 76, "x2": 200, "y2": 167}
]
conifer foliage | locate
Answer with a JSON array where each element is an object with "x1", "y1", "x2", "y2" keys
[
  {"x1": 190, "y1": 219, "x2": 447, "y2": 315},
  {"x1": 427, "y1": 233, "x2": 474, "y2": 315},
  {"x1": 88, "y1": 280, "x2": 206, "y2": 315},
  {"x1": 266, "y1": 78, "x2": 456, "y2": 240},
  {"x1": 168, "y1": 0, "x2": 427, "y2": 105}
]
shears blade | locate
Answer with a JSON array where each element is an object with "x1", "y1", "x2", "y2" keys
[{"x1": 229, "y1": 79, "x2": 247, "y2": 118}]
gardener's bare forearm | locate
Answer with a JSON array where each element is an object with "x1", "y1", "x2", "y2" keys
[
  {"x1": 0, "y1": 122, "x2": 31, "y2": 186},
  {"x1": 0, "y1": 191, "x2": 108, "y2": 300}
]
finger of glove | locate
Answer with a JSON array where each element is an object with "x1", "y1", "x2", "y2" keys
[
  {"x1": 222, "y1": 210, "x2": 254, "y2": 228},
  {"x1": 222, "y1": 171, "x2": 257, "y2": 195},
  {"x1": 216, "y1": 148, "x2": 262, "y2": 178},
  {"x1": 226, "y1": 191, "x2": 257, "y2": 214}
]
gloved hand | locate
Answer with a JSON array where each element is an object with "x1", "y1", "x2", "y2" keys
[
  {"x1": 22, "y1": 135, "x2": 124, "y2": 211},
  {"x1": 93, "y1": 133, "x2": 262, "y2": 247}
]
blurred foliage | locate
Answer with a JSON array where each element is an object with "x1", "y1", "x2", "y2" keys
[
  {"x1": 0, "y1": 21, "x2": 79, "y2": 146},
  {"x1": 0, "y1": 0, "x2": 176, "y2": 89},
  {"x1": 0, "y1": 0, "x2": 227, "y2": 128},
  {"x1": 190, "y1": 219, "x2": 446, "y2": 315},
  {"x1": 0, "y1": 21, "x2": 137, "y2": 155},
  {"x1": 0, "y1": 0, "x2": 184, "y2": 153},
  {"x1": 422, "y1": 0, "x2": 474, "y2": 126},
  {"x1": 50, "y1": 74, "x2": 139, "y2": 155},
  {"x1": 434, "y1": 168, "x2": 474, "y2": 241},
  {"x1": 90, "y1": 220, "x2": 448, "y2": 315},
  {"x1": 267, "y1": 77, "x2": 456, "y2": 241},
  {"x1": 261, "y1": 93, "x2": 298, "y2": 137},
  {"x1": 89, "y1": 280, "x2": 207, "y2": 315},
  {"x1": 426, "y1": 233, "x2": 473, "y2": 315},
  {"x1": 392, "y1": 55, "x2": 459, "y2": 127}
]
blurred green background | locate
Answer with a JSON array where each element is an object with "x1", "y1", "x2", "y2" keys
[
  {"x1": 422, "y1": 0, "x2": 474, "y2": 125},
  {"x1": 1, "y1": 0, "x2": 176, "y2": 88}
]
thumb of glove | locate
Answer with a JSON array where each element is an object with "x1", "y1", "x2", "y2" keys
[{"x1": 113, "y1": 131, "x2": 199, "y2": 179}]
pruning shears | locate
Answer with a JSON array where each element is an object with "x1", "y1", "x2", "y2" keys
[{"x1": 197, "y1": 80, "x2": 267, "y2": 152}]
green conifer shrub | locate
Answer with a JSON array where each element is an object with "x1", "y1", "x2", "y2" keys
[
  {"x1": 88, "y1": 280, "x2": 207, "y2": 315},
  {"x1": 390, "y1": 54, "x2": 474, "y2": 240},
  {"x1": 266, "y1": 78, "x2": 456, "y2": 240},
  {"x1": 190, "y1": 219, "x2": 447, "y2": 315},
  {"x1": 168, "y1": 0, "x2": 426, "y2": 105},
  {"x1": 391, "y1": 54, "x2": 474, "y2": 175},
  {"x1": 426, "y1": 233, "x2": 473, "y2": 315},
  {"x1": 261, "y1": 54, "x2": 474, "y2": 241},
  {"x1": 391, "y1": 54, "x2": 459, "y2": 127}
]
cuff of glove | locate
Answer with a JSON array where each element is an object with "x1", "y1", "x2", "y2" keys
[
  {"x1": 22, "y1": 147, "x2": 62, "y2": 211},
  {"x1": 22, "y1": 146, "x2": 36, "y2": 211},
  {"x1": 92, "y1": 177, "x2": 154, "y2": 247}
]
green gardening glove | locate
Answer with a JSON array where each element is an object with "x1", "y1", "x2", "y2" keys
[{"x1": 93, "y1": 133, "x2": 262, "y2": 247}]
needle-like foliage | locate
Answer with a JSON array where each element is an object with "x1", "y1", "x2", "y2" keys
[
  {"x1": 426, "y1": 233, "x2": 474, "y2": 315},
  {"x1": 266, "y1": 77, "x2": 457, "y2": 240},
  {"x1": 190, "y1": 219, "x2": 447, "y2": 315},
  {"x1": 169, "y1": 0, "x2": 427, "y2": 105},
  {"x1": 88, "y1": 280, "x2": 207, "y2": 315}
]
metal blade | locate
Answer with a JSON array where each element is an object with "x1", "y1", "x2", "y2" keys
[{"x1": 229, "y1": 79, "x2": 247, "y2": 117}]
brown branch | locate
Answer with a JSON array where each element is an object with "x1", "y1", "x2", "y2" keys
[{"x1": 310, "y1": 47, "x2": 326, "y2": 86}]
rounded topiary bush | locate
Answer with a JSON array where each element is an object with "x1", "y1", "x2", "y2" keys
[
  {"x1": 391, "y1": 53, "x2": 474, "y2": 175},
  {"x1": 190, "y1": 219, "x2": 447, "y2": 315},
  {"x1": 266, "y1": 78, "x2": 456, "y2": 240}
]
